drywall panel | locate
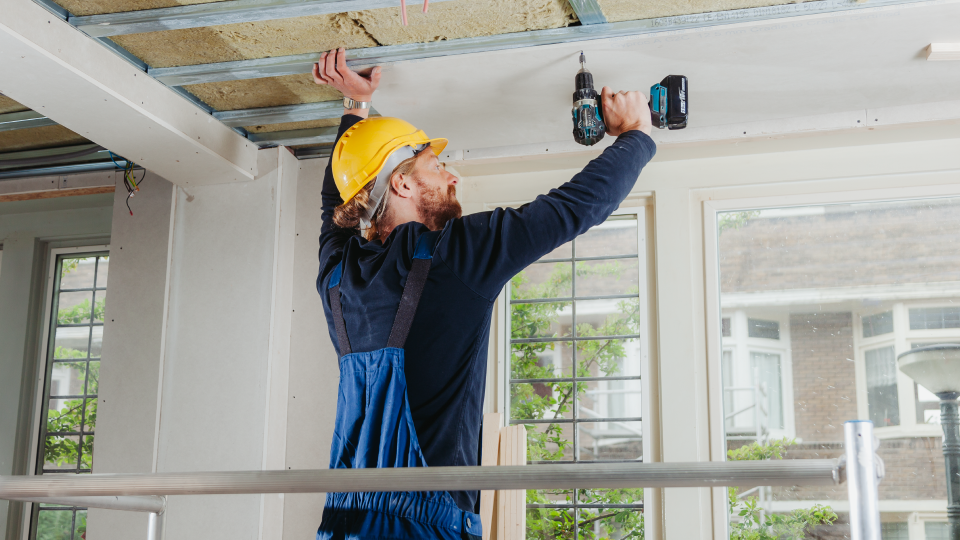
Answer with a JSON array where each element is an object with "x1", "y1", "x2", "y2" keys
[
  {"x1": 154, "y1": 147, "x2": 280, "y2": 540},
  {"x1": 281, "y1": 156, "x2": 338, "y2": 540},
  {"x1": 0, "y1": 0, "x2": 258, "y2": 185},
  {"x1": 85, "y1": 173, "x2": 176, "y2": 540},
  {"x1": 367, "y1": 2, "x2": 960, "y2": 153},
  {"x1": 185, "y1": 74, "x2": 343, "y2": 111},
  {"x1": 0, "y1": 125, "x2": 88, "y2": 154},
  {"x1": 0, "y1": 95, "x2": 28, "y2": 114},
  {"x1": 598, "y1": 0, "x2": 818, "y2": 23}
]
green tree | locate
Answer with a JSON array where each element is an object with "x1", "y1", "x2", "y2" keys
[{"x1": 728, "y1": 439, "x2": 837, "y2": 540}]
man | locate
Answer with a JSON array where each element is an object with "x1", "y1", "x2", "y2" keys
[{"x1": 314, "y1": 47, "x2": 655, "y2": 539}]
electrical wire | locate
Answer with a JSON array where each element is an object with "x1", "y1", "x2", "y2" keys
[{"x1": 114, "y1": 154, "x2": 147, "y2": 216}]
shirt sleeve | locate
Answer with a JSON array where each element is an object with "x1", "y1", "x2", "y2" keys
[
  {"x1": 437, "y1": 130, "x2": 656, "y2": 300},
  {"x1": 317, "y1": 114, "x2": 365, "y2": 294}
]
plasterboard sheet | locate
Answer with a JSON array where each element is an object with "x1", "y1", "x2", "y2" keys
[
  {"x1": 56, "y1": 0, "x2": 230, "y2": 17},
  {"x1": 0, "y1": 125, "x2": 88, "y2": 153},
  {"x1": 0, "y1": 96, "x2": 29, "y2": 114},
  {"x1": 111, "y1": 14, "x2": 377, "y2": 68},
  {"x1": 244, "y1": 117, "x2": 340, "y2": 133},
  {"x1": 597, "y1": 0, "x2": 819, "y2": 23},
  {"x1": 184, "y1": 73, "x2": 342, "y2": 110}
]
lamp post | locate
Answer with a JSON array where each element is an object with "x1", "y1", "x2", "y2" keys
[{"x1": 897, "y1": 344, "x2": 960, "y2": 540}]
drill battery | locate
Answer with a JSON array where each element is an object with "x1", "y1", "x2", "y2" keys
[{"x1": 650, "y1": 75, "x2": 688, "y2": 130}]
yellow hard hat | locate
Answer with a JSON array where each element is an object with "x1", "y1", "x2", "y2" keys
[{"x1": 332, "y1": 117, "x2": 448, "y2": 204}]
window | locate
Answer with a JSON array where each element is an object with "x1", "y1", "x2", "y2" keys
[
  {"x1": 925, "y1": 522, "x2": 952, "y2": 540},
  {"x1": 32, "y1": 251, "x2": 108, "y2": 540},
  {"x1": 508, "y1": 214, "x2": 644, "y2": 539},
  {"x1": 720, "y1": 311, "x2": 792, "y2": 437},
  {"x1": 715, "y1": 197, "x2": 960, "y2": 539}
]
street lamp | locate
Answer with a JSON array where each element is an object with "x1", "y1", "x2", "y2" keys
[{"x1": 897, "y1": 344, "x2": 960, "y2": 540}]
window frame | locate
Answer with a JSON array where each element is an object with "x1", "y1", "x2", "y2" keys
[
  {"x1": 495, "y1": 205, "x2": 653, "y2": 536},
  {"x1": 24, "y1": 245, "x2": 110, "y2": 540}
]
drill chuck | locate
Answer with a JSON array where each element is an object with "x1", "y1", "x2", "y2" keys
[{"x1": 571, "y1": 53, "x2": 606, "y2": 146}]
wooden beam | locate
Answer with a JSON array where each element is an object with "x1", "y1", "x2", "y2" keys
[{"x1": 0, "y1": 185, "x2": 114, "y2": 202}]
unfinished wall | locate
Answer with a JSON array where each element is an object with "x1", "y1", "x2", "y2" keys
[{"x1": 597, "y1": 0, "x2": 819, "y2": 23}]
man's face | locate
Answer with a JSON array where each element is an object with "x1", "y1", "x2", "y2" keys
[{"x1": 411, "y1": 151, "x2": 461, "y2": 230}]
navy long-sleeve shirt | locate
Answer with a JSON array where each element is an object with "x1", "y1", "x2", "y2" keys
[{"x1": 317, "y1": 114, "x2": 656, "y2": 512}]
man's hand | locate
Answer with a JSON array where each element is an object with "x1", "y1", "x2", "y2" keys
[
  {"x1": 313, "y1": 47, "x2": 382, "y2": 115},
  {"x1": 601, "y1": 87, "x2": 652, "y2": 137}
]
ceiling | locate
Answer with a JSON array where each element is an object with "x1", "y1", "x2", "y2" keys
[{"x1": 1, "y1": 0, "x2": 958, "y2": 177}]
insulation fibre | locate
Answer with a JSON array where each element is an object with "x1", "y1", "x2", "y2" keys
[
  {"x1": 0, "y1": 96, "x2": 29, "y2": 115},
  {"x1": 184, "y1": 73, "x2": 343, "y2": 110},
  {"x1": 0, "y1": 126, "x2": 89, "y2": 154}
]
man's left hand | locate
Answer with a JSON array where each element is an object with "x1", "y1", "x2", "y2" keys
[{"x1": 312, "y1": 47, "x2": 382, "y2": 103}]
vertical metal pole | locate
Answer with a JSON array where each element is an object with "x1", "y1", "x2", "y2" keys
[
  {"x1": 845, "y1": 420, "x2": 881, "y2": 540},
  {"x1": 937, "y1": 393, "x2": 960, "y2": 540},
  {"x1": 147, "y1": 510, "x2": 166, "y2": 540}
]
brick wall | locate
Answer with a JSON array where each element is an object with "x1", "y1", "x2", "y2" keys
[
  {"x1": 789, "y1": 312, "x2": 858, "y2": 443},
  {"x1": 718, "y1": 199, "x2": 960, "y2": 293}
]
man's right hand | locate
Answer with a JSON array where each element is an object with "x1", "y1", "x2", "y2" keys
[
  {"x1": 601, "y1": 87, "x2": 652, "y2": 137},
  {"x1": 312, "y1": 47, "x2": 382, "y2": 104}
]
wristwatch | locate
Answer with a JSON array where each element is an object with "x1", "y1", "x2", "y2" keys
[{"x1": 343, "y1": 97, "x2": 371, "y2": 109}]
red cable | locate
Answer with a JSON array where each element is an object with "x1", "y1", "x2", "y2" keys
[
  {"x1": 400, "y1": 0, "x2": 408, "y2": 25},
  {"x1": 423, "y1": 0, "x2": 428, "y2": 13}
]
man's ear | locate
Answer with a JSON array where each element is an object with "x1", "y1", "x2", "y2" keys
[{"x1": 390, "y1": 172, "x2": 415, "y2": 199}]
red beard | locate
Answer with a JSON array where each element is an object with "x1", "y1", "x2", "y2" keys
[{"x1": 416, "y1": 180, "x2": 462, "y2": 231}]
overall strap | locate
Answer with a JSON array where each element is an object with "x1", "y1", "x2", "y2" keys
[
  {"x1": 327, "y1": 263, "x2": 352, "y2": 356},
  {"x1": 386, "y1": 230, "x2": 440, "y2": 349}
]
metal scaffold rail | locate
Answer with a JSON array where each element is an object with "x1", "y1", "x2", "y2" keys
[{"x1": 0, "y1": 421, "x2": 884, "y2": 540}]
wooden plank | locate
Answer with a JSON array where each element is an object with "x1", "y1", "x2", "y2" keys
[
  {"x1": 496, "y1": 425, "x2": 526, "y2": 540},
  {"x1": 0, "y1": 185, "x2": 114, "y2": 202},
  {"x1": 480, "y1": 413, "x2": 502, "y2": 540}
]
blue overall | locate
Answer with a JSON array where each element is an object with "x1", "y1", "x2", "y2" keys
[{"x1": 317, "y1": 231, "x2": 483, "y2": 540}]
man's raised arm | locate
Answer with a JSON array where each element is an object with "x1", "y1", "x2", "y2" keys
[{"x1": 438, "y1": 87, "x2": 657, "y2": 299}]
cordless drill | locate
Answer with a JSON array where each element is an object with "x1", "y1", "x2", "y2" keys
[{"x1": 571, "y1": 52, "x2": 688, "y2": 146}]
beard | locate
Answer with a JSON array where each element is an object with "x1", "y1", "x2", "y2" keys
[{"x1": 415, "y1": 178, "x2": 462, "y2": 231}]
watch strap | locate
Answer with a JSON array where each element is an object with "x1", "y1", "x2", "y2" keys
[{"x1": 343, "y1": 97, "x2": 371, "y2": 109}]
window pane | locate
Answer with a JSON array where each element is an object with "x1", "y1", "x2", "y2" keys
[
  {"x1": 576, "y1": 338, "x2": 640, "y2": 378},
  {"x1": 717, "y1": 198, "x2": 960, "y2": 538},
  {"x1": 862, "y1": 311, "x2": 894, "y2": 337},
  {"x1": 57, "y1": 292, "x2": 94, "y2": 325},
  {"x1": 576, "y1": 509, "x2": 642, "y2": 539},
  {"x1": 750, "y1": 352, "x2": 784, "y2": 429},
  {"x1": 511, "y1": 382, "x2": 574, "y2": 421},
  {"x1": 575, "y1": 218, "x2": 638, "y2": 259},
  {"x1": 526, "y1": 506, "x2": 574, "y2": 539},
  {"x1": 49, "y1": 362, "x2": 86, "y2": 397},
  {"x1": 522, "y1": 423, "x2": 573, "y2": 462},
  {"x1": 43, "y1": 436, "x2": 80, "y2": 470},
  {"x1": 36, "y1": 509, "x2": 76, "y2": 540},
  {"x1": 574, "y1": 259, "x2": 639, "y2": 298},
  {"x1": 95, "y1": 256, "x2": 109, "y2": 288},
  {"x1": 511, "y1": 342, "x2": 573, "y2": 379},
  {"x1": 59, "y1": 257, "x2": 95, "y2": 289},
  {"x1": 909, "y1": 306, "x2": 960, "y2": 330},
  {"x1": 92, "y1": 290, "x2": 106, "y2": 323},
  {"x1": 86, "y1": 361, "x2": 100, "y2": 395},
  {"x1": 865, "y1": 346, "x2": 900, "y2": 427},
  {"x1": 880, "y1": 522, "x2": 908, "y2": 540},
  {"x1": 90, "y1": 325, "x2": 103, "y2": 358},
  {"x1": 747, "y1": 318, "x2": 779, "y2": 340},
  {"x1": 578, "y1": 422, "x2": 642, "y2": 461},
  {"x1": 512, "y1": 263, "x2": 571, "y2": 300},
  {"x1": 925, "y1": 522, "x2": 951, "y2": 540},
  {"x1": 721, "y1": 317, "x2": 731, "y2": 337},
  {"x1": 54, "y1": 326, "x2": 90, "y2": 359},
  {"x1": 511, "y1": 302, "x2": 572, "y2": 341},
  {"x1": 578, "y1": 380, "x2": 641, "y2": 421}
]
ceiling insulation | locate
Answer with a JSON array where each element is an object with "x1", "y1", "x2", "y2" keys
[
  {"x1": 597, "y1": 0, "x2": 817, "y2": 22},
  {"x1": 0, "y1": 95, "x2": 29, "y2": 114},
  {"x1": 185, "y1": 73, "x2": 343, "y2": 110},
  {"x1": 55, "y1": 0, "x2": 229, "y2": 17},
  {"x1": 0, "y1": 125, "x2": 89, "y2": 153},
  {"x1": 244, "y1": 117, "x2": 341, "y2": 133}
]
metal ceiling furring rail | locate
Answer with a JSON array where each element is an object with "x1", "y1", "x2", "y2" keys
[
  {"x1": 567, "y1": 0, "x2": 607, "y2": 25},
  {"x1": 0, "y1": 111, "x2": 58, "y2": 132},
  {"x1": 71, "y1": 0, "x2": 459, "y2": 37},
  {"x1": 246, "y1": 126, "x2": 339, "y2": 147},
  {"x1": 147, "y1": 0, "x2": 937, "y2": 87},
  {"x1": 0, "y1": 161, "x2": 130, "y2": 180},
  {"x1": 213, "y1": 101, "x2": 378, "y2": 128},
  {"x1": 294, "y1": 146, "x2": 333, "y2": 160}
]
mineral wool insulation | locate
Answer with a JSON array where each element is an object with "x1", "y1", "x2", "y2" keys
[{"x1": 0, "y1": 96, "x2": 89, "y2": 153}]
